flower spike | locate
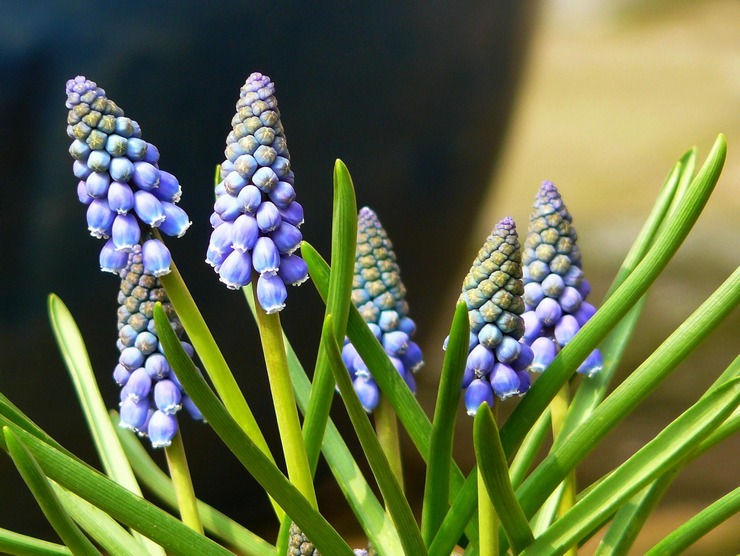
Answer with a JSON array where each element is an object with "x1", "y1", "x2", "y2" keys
[
  {"x1": 115, "y1": 245, "x2": 205, "y2": 447},
  {"x1": 522, "y1": 181, "x2": 602, "y2": 376},
  {"x1": 341, "y1": 208, "x2": 423, "y2": 412},
  {"x1": 206, "y1": 72, "x2": 308, "y2": 312},
  {"x1": 65, "y1": 76, "x2": 190, "y2": 276},
  {"x1": 454, "y1": 217, "x2": 531, "y2": 415}
]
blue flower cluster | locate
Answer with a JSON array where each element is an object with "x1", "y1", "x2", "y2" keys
[
  {"x1": 206, "y1": 73, "x2": 308, "y2": 313},
  {"x1": 115, "y1": 245, "x2": 204, "y2": 448},
  {"x1": 521, "y1": 181, "x2": 602, "y2": 376},
  {"x1": 341, "y1": 208, "x2": 423, "y2": 413},
  {"x1": 65, "y1": 76, "x2": 190, "y2": 277},
  {"x1": 455, "y1": 217, "x2": 532, "y2": 416}
]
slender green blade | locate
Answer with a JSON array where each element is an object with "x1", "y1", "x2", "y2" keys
[
  {"x1": 508, "y1": 409, "x2": 551, "y2": 490},
  {"x1": 153, "y1": 303, "x2": 354, "y2": 555},
  {"x1": 428, "y1": 467, "x2": 478, "y2": 556},
  {"x1": 321, "y1": 315, "x2": 427, "y2": 556},
  {"x1": 421, "y1": 302, "x2": 469, "y2": 545},
  {"x1": 4, "y1": 427, "x2": 100, "y2": 556},
  {"x1": 0, "y1": 527, "x2": 71, "y2": 556},
  {"x1": 474, "y1": 404, "x2": 533, "y2": 554},
  {"x1": 53, "y1": 484, "x2": 147, "y2": 556},
  {"x1": 0, "y1": 422, "x2": 232, "y2": 556},
  {"x1": 521, "y1": 378, "x2": 740, "y2": 554},
  {"x1": 645, "y1": 486, "x2": 740, "y2": 556},
  {"x1": 113, "y1": 415, "x2": 274, "y2": 556}
]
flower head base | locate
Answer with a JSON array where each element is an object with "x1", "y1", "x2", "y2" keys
[
  {"x1": 341, "y1": 208, "x2": 423, "y2": 412},
  {"x1": 115, "y1": 245, "x2": 204, "y2": 448},
  {"x1": 206, "y1": 73, "x2": 307, "y2": 313},
  {"x1": 455, "y1": 217, "x2": 531, "y2": 415},
  {"x1": 522, "y1": 181, "x2": 602, "y2": 376},
  {"x1": 65, "y1": 76, "x2": 190, "y2": 276}
]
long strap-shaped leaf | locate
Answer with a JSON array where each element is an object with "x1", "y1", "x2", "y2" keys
[
  {"x1": 520, "y1": 378, "x2": 740, "y2": 554},
  {"x1": 0, "y1": 527, "x2": 72, "y2": 556},
  {"x1": 0, "y1": 423, "x2": 232, "y2": 556},
  {"x1": 153, "y1": 303, "x2": 354, "y2": 556},
  {"x1": 3, "y1": 427, "x2": 101, "y2": 556},
  {"x1": 474, "y1": 404, "x2": 534, "y2": 554},
  {"x1": 322, "y1": 315, "x2": 428, "y2": 556}
]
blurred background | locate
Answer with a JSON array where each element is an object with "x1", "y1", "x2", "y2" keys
[{"x1": 0, "y1": 1, "x2": 737, "y2": 554}]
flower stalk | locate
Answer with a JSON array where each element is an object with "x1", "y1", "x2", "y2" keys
[{"x1": 163, "y1": 431, "x2": 203, "y2": 533}]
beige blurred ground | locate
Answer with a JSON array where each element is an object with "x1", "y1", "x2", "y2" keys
[{"x1": 424, "y1": 0, "x2": 739, "y2": 554}]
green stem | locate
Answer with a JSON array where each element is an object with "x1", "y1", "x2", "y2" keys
[
  {"x1": 478, "y1": 463, "x2": 498, "y2": 556},
  {"x1": 252, "y1": 282, "x2": 318, "y2": 509},
  {"x1": 164, "y1": 430, "x2": 203, "y2": 534},
  {"x1": 551, "y1": 384, "x2": 577, "y2": 556},
  {"x1": 375, "y1": 396, "x2": 404, "y2": 492}
]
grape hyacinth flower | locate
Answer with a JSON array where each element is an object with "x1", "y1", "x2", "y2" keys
[
  {"x1": 453, "y1": 217, "x2": 532, "y2": 416},
  {"x1": 341, "y1": 208, "x2": 423, "y2": 412},
  {"x1": 65, "y1": 76, "x2": 190, "y2": 276},
  {"x1": 115, "y1": 245, "x2": 204, "y2": 448},
  {"x1": 521, "y1": 181, "x2": 603, "y2": 377},
  {"x1": 206, "y1": 72, "x2": 308, "y2": 313}
]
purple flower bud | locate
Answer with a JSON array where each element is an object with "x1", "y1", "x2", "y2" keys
[
  {"x1": 516, "y1": 370, "x2": 531, "y2": 395},
  {"x1": 256, "y1": 273, "x2": 287, "y2": 314},
  {"x1": 563, "y1": 265, "x2": 583, "y2": 287},
  {"x1": 252, "y1": 166, "x2": 278, "y2": 192},
  {"x1": 141, "y1": 238, "x2": 171, "y2": 277},
  {"x1": 353, "y1": 376, "x2": 380, "y2": 413},
  {"x1": 511, "y1": 342, "x2": 534, "y2": 372},
  {"x1": 134, "y1": 331, "x2": 158, "y2": 355},
  {"x1": 353, "y1": 354, "x2": 369, "y2": 379},
  {"x1": 542, "y1": 273, "x2": 565, "y2": 298},
  {"x1": 100, "y1": 238, "x2": 129, "y2": 273},
  {"x1": 398, "y1": 317, "x2": 416, "y2": 336},
  {"x1": 209, "y1": 221, "x2": 234, "y2": 254},
  {"x1": 577, "y1": 349, "x2": 603, "y2": 377},
  {"x1": 554, "y1": 314, "x2": 580, "y2": 347},
  {"x1": 236, "y1": 184, "x2": 262, "y2": 213},
  {"x1": 495, "y1": 335, "x2": 521, "y2": 364},
  {"x1": 119, "y1": 397, "x2": 149, "y2": 431},
  {"x1": 132, "y1": 161, "x2": 160, "y2": 191},
  {"x1": 108, "y1": 181, "x2": 135, "y2": 214},
  {"x1": 125, "y1": 137, "x2": 148, "y2": 161},
  {"x1": 158, "y1": 202, "x2": 191, "y2": 238},
  {"x1": 400, "y1": 341, "x2": 423, "y2": 373},
  {"x1": 144, "y1": 143, "x2": 160, "y2": 164},
  {"x1": 119, "y1": 346, "x2": 145, "y2": 371},
  {"x1": 490, "y1": 363, "x2": 520, "y2": 400},
  {"x1": 153, "y1": 171, "x2": 182, "y2": 203},
  {"x1": 531, "y1": 337, "x2": 557, "y2": 373},
  {"x1": 252, "y1": 237, "x2": 281, "y2": 275},
  {"x1": 523, "y1": 282, "x2": 545, "y2": 309},
  {"x1": 521, "y1": 310, "x2": 542, "y2": 344},
  {"x1": 87, "y1": 199, "x2": 115, "y2": 239},
  {"x1": 112, "y1": 213, "x2": 140, "y2": 251},
  {"x1": 268, "y1": 181, "x2": 296, "y2": 208},
  {"x1": 148, "y1": 411, "x2": 178, "y2": 448},
  {"x1": 213, "y1": 193, "x2": 243, "y2": 222},
  {"x1": 342, "y1": 343, "x2": 360, "y2": 377},
  {"x1": 205, "y1": 245, "x2": 228, "y2": 270},
  {"x1": 113, "y1": 364, "x2": 131, "y2": 386},
  {"x1": 182, "y1": 395, "x2": 204, "y2": 421},
  {"x1": 256, "y1": 201, "x2": 281, "y2": 232},
  {"x1": 133, "y1": 190, "x2": 166, "y2": 227},
  {"x1": 224, "y1": 170, "x2": 248, "y2": 195},
  {"x1": 279, "y1": 202, "x2": 304, "y2": 227},
  {"x1": 382, "y1": 331, "x2": 409, "y2": 356},
  {"x1": 154, "y1": 380, "x2": 182, "y2": 414},
  {"x1": 234, "y1": 154, "x2": 258, "y2": 178},
  {"x1": 74, "y1": 161, "x2": 92, "y2": 181},
  {"x1": 87, "y1": 150, "x2": 111, "y2": 172},
  {"x1": 574, "y1": 301, "x2": 596, "y2": 327},
  {"x1": 218, "y1": 250, "x2": 252, "y2": 289},
  {"x1": 277, "y1": 254, "x2": 309, "y2": 286},
  {"x1": 536, "y1": 297, "x2": 562, "y2": 326},
  {"x1": 85, "y1": 172, "x2": 110, "y2": 198},
  {"x1": 124, "y1": 368, "x2": 152, "y2": 402},
  {"x1": 558, "y1": 286, "x2": 583, "y2": 314},
  {"x1": 110, "y1": 157, "x2": 135, "y2": 182},
  {"x1": 466, "y1": 344, "x2": 495, "y2": 379},
  {"x1": 578, "y1": 279, "x2": 591, "y2": 299},
  {"x1": 465, "y1": 379, "x2": 494, "y2": 416},
  {"x1": 271, "y1": 222, "x2": 302, "y2": 254}
]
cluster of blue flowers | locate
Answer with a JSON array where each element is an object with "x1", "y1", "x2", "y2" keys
[
  {"x1": 521, "y1": 181, "x2": 602, "y2": 376},
  {"x1": 456, "y1": 217, "x2": 532, "y2": 416},
  {"x1": 341, "y1": 208, "x2": 423, "y2": 412},
  {"x1": 65, "y1": 76, "x2": 190, "y2": 277},
  {"x1": 206, "y1": 72, "x2": 308, "y2": 313},
  {"x1": 115, "y1": 245, "x2": 204, "y2": 448}
]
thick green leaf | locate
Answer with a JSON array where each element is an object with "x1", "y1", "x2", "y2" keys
[
  {"x1": 321, "y1": 315, "x2": 427, "y2": 556},
  {"x1": 474, "y1": 405, "x2": 533, "y2": 554},
  {"x1": 521, "y1": 378, "x2": 740, "y2": 554},
  {"x1": 645, "y1": 486, "x2": 740, "y2": 555},
  {"x1": 0, "y1": 527, "x2": 71, "y2": 556},
  {"x1": 499, "y1": 135, "x2": 726, "y2": 459},
  {"x1": 428, "y1": 468, "x2": 478, "y2": 556},
  {"x1": 153, "y1": 304, "x2": 354, "y2": 555},
  {"x1": 4, "y1": 427, "x2": 100, "y2": 556},
  {"x1": 113, "y1": 416, "x2": 274, "y2": 555},
  {"x1": 516, "y1": 266, "x2": 740, "y2": 520},
  {"x1": 52, "y1": 484, "x2": 147, "y2": 556},
  {"x1": 508, "y1": 409, "x2": 551, "y2": 490},
  {"x1": 421, "y1": 302, "x2": 470, "y2": 545},
  {"x1": 0, "y1": 422, "x2": 232, "y2": 556}
]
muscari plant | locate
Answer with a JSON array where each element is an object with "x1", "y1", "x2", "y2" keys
[{"x1": 0, "y1": 72, "x2": 737, "y2": 556}]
